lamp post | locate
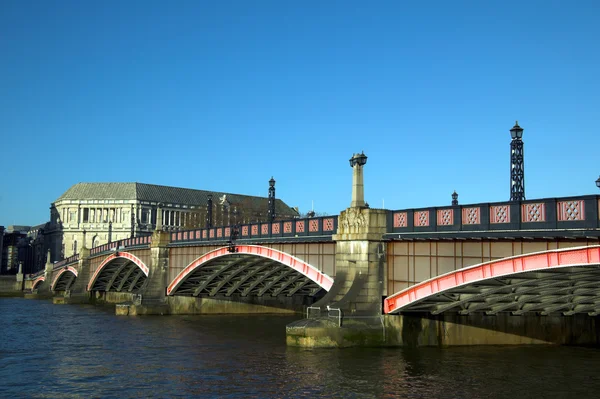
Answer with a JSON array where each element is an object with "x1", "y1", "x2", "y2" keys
[
  {"x1": 268, "y1": 177, "x2": 276, "y2": 221},
  {"x1": 206, "y1": 194, "x2": 213, "y2": 228},
  {"x1": 130, "y1": 204, "x2": 135, "y2": 238},
  {"x1": 596, "y1": 176, "x2": 600, "y2": 190},
  {"x1": 509, "y1": 121, "x2": 525, "y2": 201},
  {"x1": 349, "y1": 152, "x2": 368, "y2": 208},
  {"x1": 451, "y1": 191, "x2": 458, "y2": 206}
]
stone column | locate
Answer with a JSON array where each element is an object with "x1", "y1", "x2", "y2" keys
[
  {"x1": 127, "y1": 228, "x2": 171, "y2": 315},
  {"x1": 62, "y1": 245, "x2": 92, "y2": 304},
  {"x1": 330, "y1": 207, "x2": 387, "y2": 315},
  {"x1": 349, "y1": 152, "x2": 367, "y2": 208},
  {"x1": 36, "y1": 250, "x2": 54, "y2": 297},
  {"x1": 156, "y1": 204, "x2": 163, "y2": 231}
]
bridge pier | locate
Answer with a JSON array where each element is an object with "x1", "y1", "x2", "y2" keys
[
  {"x1": 286, "y1": 207, "x2": 389, "y2": 348},
  {"x1": 115, "y1": 230, "x2": 170, "y2": 315},
  {"x1": 25, "y1": 250, "x2": 55, "y2": 300},
  {"x1": 55, "y1": 246, "x2": 92, "y2": 304}
]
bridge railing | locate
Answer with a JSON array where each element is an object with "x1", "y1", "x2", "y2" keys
[
  {"x1": 54, "y1": 254, "x2": 80, "y2": 269},
  {"x1": 170, "y1": 215, "x2": 338, "y2": 244},
  {"x1": 387, "y1": 194, "x2": 600, "y2": 235},
  {"x1": 90, "y1": 235, "x2": 152, "y2": 256}
]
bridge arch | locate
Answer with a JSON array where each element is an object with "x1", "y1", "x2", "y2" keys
[
  {"x1": 32, "y1": 276, "x2": 45, "y2": 290},
  {"x1": 51, "y1": 266, "x2": 78, "y2": 291},
  {"x1": 87, "y1": 252, "x2": 149, "y2": 293},
  {"x1": 385, "y1": 246, "x2": 600, "y2": 316},
  {"x1": 167, "y1": 245, "x2": 333, "y2": 297}
]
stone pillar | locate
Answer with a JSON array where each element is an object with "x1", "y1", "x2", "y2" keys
[
  {"x1": 287, "y1": 151, "x2": 390, "y2": 347},
  {"x1": 16, "y1": 262, "x2": 24, "y2": 291},
  {"x1": 121, "y1": 229, "x2": 171, "y2": 315},
  {"x1": 349, "y1": 152, "x2": 367, "y2": 208},
  {"x1": 330, "y1": 207, "x2": 387, "y2": 315},
  {"x1": 156, "y1": 204, "x2": 163, "y2": 231},
  {"x1": 35, "y1": 250, "x2": 55, "y2": 296},
  {"x1": 62, "y1": 245, "x2": 92, "y2": 304}
]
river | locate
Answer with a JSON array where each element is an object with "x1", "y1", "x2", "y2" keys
[{"x1": 1, "y1": 298, "x2": 599, "y2": 398}]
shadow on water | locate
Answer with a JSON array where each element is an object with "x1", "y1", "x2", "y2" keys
[{"x1": 2, "y1": 298, "x2": 600, "y2": 398}]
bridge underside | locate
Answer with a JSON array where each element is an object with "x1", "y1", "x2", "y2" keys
[
  {"x1": 396, "y1": 265, "x2": 600, "y2": 316},
  {"x1": 89, "y1": 258, "x2": 147, "y2": 293},
  {"x1": 53, "y1": 271, "x2": 77, "y2": 291},
  {"x1": 385, "y1": 247, "x2": 600, "y2": 316},
  {"x1": 171, "y1": 253, "x2": 325, "y2": 299}
]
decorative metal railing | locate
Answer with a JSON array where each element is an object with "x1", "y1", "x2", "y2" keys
[
  {"x1": 387, "y1": 194, "x2": 600, "y2": 234},
  {"x1": 54, "y1": 254, "x2": 80, "y2": 269},
  {"x1": 170, "y1": 215, "x2": 338, "y2": 244},
  {"x1": 90, "y1": 235, "x2": 152, "y2": 256}
]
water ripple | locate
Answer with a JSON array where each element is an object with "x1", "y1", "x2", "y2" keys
[{"x1": 1, "y1": 298, "x2": 600, "y2": 398}]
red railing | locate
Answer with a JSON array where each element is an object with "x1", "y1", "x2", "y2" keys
[
  {"x1": 90, "y1": 235, "x2": 152, "y2": 255},
  {"x1": 170, "y1": 215, "x2": 338, "y2": 244}
]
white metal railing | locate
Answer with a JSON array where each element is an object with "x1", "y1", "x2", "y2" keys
[
  {"x1": 327, "y1": 306, "x2": 342, "y2": 327},
  {"x1": 306, "y1": 306, "x2": 321, "y2": 319}
]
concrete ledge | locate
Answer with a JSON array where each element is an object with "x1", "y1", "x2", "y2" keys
[
  {"x1": 167, "y1": 295, "x2": 301, "y2": 315},
  {"x1": 115, "y1": 302, "x2": 170, "y2": 316},
  {"x1": 286, "y1": 318, "x2": 385, "y2": 348},
  {"x1": 23, "y1": 292, "x2": 52, "y2": 300},
  {"x1": 286, "y1": 313, "x2": 600, "y2": 348}
]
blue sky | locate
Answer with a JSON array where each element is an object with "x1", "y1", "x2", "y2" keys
[{"x1": 1, "y1": 0, "x2": 599, "y2": 227}]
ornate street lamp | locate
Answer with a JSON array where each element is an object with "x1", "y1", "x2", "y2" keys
[
  {"x1": 349, "y1": 151, "x2": 368, "y2": 207},
  {"x1": 509, "y1": 121, "x2": 525, "y2": 201},
  {"x1": 596, "y1": 176, "x2": 600, "y2": 189},
  {"x1": 349, "y1": 152, "x2": 368, "y2": 167},
  {"x1": 451, "y1": 191, "x2": 458, "y2": 206},
  {"x1": 268, "y1": 177, "x2": 276, "y2": 221}
]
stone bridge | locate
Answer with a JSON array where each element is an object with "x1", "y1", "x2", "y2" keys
[{"x1": 22, "y1": 150, "x2": 600, "y2": 347}]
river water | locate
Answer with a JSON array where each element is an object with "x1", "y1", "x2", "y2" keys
[{"x1": 1, "y1": 298, "x2": 599, "y2": 398}]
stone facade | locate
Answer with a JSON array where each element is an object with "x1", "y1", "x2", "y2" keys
[{"x1": 46, "y1": 182, "x2": 299, "y2": 262}]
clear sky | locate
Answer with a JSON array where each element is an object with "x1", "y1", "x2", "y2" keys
[{"x1": 1, "y1": 0, "x2": 599, "y2": 227}]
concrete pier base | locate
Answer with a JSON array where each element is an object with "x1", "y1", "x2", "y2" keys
[
  {"x1": 286, "y1": 313, "x2": 600, "y2": 348},
  {"x1": 287, "y1": 318, "x2": 385, "y2": 348},
  {"x1": 115, "y1": 302, "x2": 170, "y2": 316},
  {"x1": 52, "y1": 294, "x2": 90, "y2": 305},
  {"x1": 23, "y1": 292, "x2": 53, "y2": 300}
]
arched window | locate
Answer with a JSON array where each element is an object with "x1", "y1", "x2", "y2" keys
[
  {"x1": 92, "y1": 235, "x2": 99, "y2": 248},
  {"x1": 73, "y1": 240, "x2": 78, "y2": 255}
]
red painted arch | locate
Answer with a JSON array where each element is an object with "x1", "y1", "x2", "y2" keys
[
  {"x1": 167, "y1": 245, "x2": 334, "y2": 295},
  {"x1": 32, "y1": 276, "x2": 45, "y2": 290},
  {"x1": 384, "y1": 245, "x2": 600, "y2": 314},
  {"x1": 51, "y1": 266, "x2": 79, "y2": 291},
  {"x1": 87, "y1": 252, "x2": 149, "y2": 291}
]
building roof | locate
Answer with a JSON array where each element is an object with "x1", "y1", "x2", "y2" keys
[
  {"x1": 6, "y1": 225, "x2": 31, "y2": 234},
  {"x1": 55, "y1": 182, "x2": 298, "y2": 216}
]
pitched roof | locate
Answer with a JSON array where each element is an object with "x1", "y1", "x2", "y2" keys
[{"x1": 55, "y1": 182, "x2": 298, "y2": 216}]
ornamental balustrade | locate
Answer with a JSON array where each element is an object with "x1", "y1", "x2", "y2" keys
[
  {"x1": 388, "y1": 195, "x2": 600, "y2": 235},
  {"x1": 170, "y1": 216, "x2": 338, "y2": 244},
  {"x1": 89, "y1": 235, "x2": 152, "y2": 256},
  {"x1": 53, "y1": 254, "x2": 80, "y2": 269}
]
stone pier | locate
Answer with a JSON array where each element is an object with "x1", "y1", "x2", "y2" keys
[
  {"x1": 287, "y1": 151, "x2": 390, "y2": 347},
  {"x1": 115, "y1": 230, "x2": 170, "y2": 315}
]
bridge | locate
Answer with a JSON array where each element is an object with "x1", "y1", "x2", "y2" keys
[{"x1": 22, "y1": 149, "x2": 600, "y2": 348}]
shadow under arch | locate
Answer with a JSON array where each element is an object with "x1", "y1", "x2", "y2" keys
[
  {"x1": 51, "y1": 266, "x2": 78, "y2": 291},
  {"x1": 87, "y1": 252, "x2": 149, "y2": 293},
  {"x1": 167, "y1": 245, "x2": 334, "y2": 299}
]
